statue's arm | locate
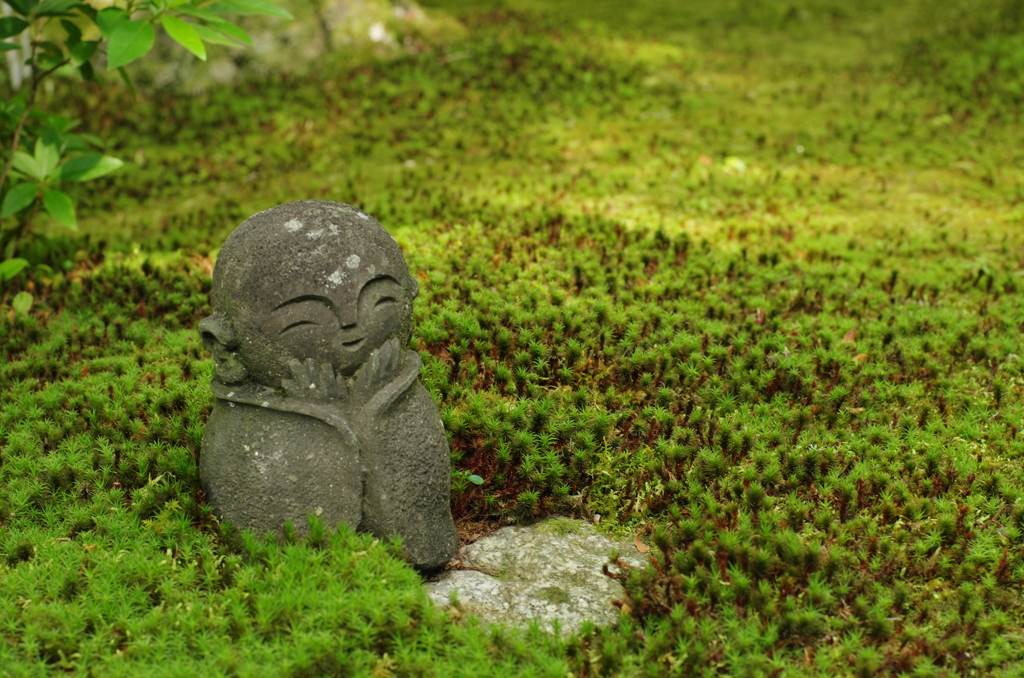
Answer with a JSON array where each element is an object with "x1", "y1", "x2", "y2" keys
[
  {"x1": 352, "y1": 338, "x2": 421, "y2": 426},
  {"x1": 264, "y1": 340, "x2": 420, "y2": 442},
  {"x1": 282, "y1": 357, "x2": 349, "y2": 401},
  {"x1": 248, "y1": 360, "x2": 362, "y2": 447},
  {"x1": 363, "y1": 350, "x2": 421, "y2": 424}
]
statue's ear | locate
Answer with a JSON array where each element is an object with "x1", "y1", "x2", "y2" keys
[
  {"x1": 199, "y1": 314, "x2": 248, "y2": 384},
  {"x1": 199, "y1": 314, "x2": 237, "y2": 350}
]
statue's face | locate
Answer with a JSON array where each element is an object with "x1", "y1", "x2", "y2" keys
[
  {"x1": 282, "y1": 274, "x2": 403, "y2": 373},
  {"x1": 232, "y1": 272, "x2": 410, "y2": 388},
  {"x1": 208, "y1": 201, "x2": 418, "y2": 389}
]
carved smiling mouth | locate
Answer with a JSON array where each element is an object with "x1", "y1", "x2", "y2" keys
[{"x1": 341, "y1": 338, "x2": 365, "y2": 351}]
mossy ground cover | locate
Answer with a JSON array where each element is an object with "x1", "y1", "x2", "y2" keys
[{"x1": 2, "y1": 0, "x2": 1024, "y2": 675}]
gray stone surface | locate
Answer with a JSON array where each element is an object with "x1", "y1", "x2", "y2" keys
[
  {"x1": 425, "y1": 519, "x2": 644, "y2": 633},
  {"x1": 200, "y1": 200, "x2": 456, "y2": 571}
]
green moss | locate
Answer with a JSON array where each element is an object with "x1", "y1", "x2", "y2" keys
[
  {"x1": 537, "y1": 517, "x2": 585, "y2": 537},
  {"x1": 2, "y1": 0, "x2": 1024, "y2": 674},
  {"x1": 536, "y1": 586, "x2": 571, "y2": 606}
]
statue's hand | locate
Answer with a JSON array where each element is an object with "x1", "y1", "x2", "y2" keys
[
  {"x1": 282, "y1": 358, "x2": 348, "y2": 402},
  {"x1": 350, "y1": 337, "x2": 408, "y2": 406}
]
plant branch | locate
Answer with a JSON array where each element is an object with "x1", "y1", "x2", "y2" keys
[
  {"x1": 0, "y1": 42, "x2": 38, "y2": 206},
  {"x1": 9, "y1": 198, "x2": 40, "y2": 258},
  {"x1": 0, "y1": 38, "x2": 69, "y2": 235},
  {"x1": 33, "y1": 57, "x2": 72, "y2": 87}
]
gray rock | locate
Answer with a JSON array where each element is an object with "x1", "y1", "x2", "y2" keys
[
  {"x1": 199, "y1": 200, "x2": 457, "y2": 572},
  {"x1": 425, "y1": 518, "x2": 644, "y2": 634}
]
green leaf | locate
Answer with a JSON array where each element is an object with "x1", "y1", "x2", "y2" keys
[
  {"x1": 41, "y1": 124, "x2": 64, "y2": 152},
  {"x1": 60, "y1": 18, "x2": 82, "y2": 47},
  {"x1": 469, "y1": 475, "x2": 484, "y2": 485},
  {"x1": 0, "y1": 17, "x2": 29, "y2": 40},
  {"x1": 0, "y1": 42, "x2": 22, "y2": 52},
  {"x1": 191, "y1": 23, "x2": 239, "y2": 47},
  {"x1": 5, "y1": 0, "x2": 39, "y2": 17},
  {"x1": 176, "y1": 6, "x2": 252, "y2": 43},
  {"x1": 173, "y1": 5, "x2": 220, "y2": 21},
  {"x1": 34, "y1": 135, "x2": 61, "y2": 179},
  {"x1": 37, "y1": 51, "x2": 66, "y2": 68},
  {"x1": 12, "y1": 291, "x2": 32, "y2": 315},
  {"x1": 3, "y1": 94, "x2": 26, "y2": 123},
  {"x1": 77, "y1": 133, "x2": 104, "y2": 149},
  {"x1": 95, "y1": 7, "x2": 129, "y2": 40},
  {"x1": 62, "y1": 133, "x2": 90, "y2": 152},
  {"x1": 0, "y1": 257, "x2": 29, "y2": 281},
  {"x1": 37, "y1": 113, "x2": 76, "y2": 134},
  {"x1": 1, "y1": 182, "x2": 39, "y2": 218},
  {"x1": 117, "y1": 66, "x2": 136, "y2": 98},
  {"x1": 78, "y1": 59, "x2": 98, "y2": 83},
  {"x1": 37, "y1": 0, "x2": 81, "y2": 17},
  {"x1": 11, "y1": 151, "x2": 44, "y2": 181},
  {"x1": 58, "y1": 154, "x2": 123, "y2": 181},
  {"x1": 37, "y1": 40, "x2": 64, "y2": 57},
  {"x1": 106, "y1": 20, "x2": 155, "y2": 70},
  {"x1": 206, "y1": 17, "x2": 251, "y2": 45},
  {"x1": 161, "y1": 15, "x2": 206, "y2": 60},
  {"x1": 70, "y1": 40, "x2": 98, "y2": 66},
  {"x1": 42, "y1": 189, "x2": 76, "y2": 229},
  {"x1": 207, "y1": 0, "x2": 292, "y2": 20}
]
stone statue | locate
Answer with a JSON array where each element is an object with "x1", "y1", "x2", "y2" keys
[{"x1": 198, "y1": 200, "x2": 457, "y2": 571}]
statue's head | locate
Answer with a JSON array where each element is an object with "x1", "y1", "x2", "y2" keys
[{"x1": 199, "y1": 200, "x2": 419, "y2": 389}]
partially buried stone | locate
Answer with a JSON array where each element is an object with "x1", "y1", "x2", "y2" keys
[
  {"x1": 198, "y1": 200, "x2": 457, "y2": 571},
  {"x1": 425, "y1": 518, "x2": 643, "y2": 633}
]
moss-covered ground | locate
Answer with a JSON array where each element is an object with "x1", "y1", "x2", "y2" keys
[{"x1": 2, "y1": 0, "x2": 1024, "y2": 674}]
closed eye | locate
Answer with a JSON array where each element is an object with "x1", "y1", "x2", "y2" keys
[
  {"x1": 281, "y1": 320, "x2": 317, "y2": 333},
  {"x1": 374, "y1": 296, "x2": 397, "y2": 307}
]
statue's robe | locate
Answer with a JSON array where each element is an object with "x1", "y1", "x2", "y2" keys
[{"x1": 200, "y1": 350, "x2": 457, "y2": 571}]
